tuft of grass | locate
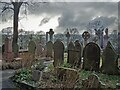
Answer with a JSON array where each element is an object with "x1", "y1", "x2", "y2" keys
[{"x1": 79, "y1": 70, "x2": 120, "y2": 88}]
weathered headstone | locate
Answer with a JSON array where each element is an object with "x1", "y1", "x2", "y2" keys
[
  {"x1": 46, "y1": 32, "x2": 49, "y2": 43},
  {"x1": 83, "y1": 42, "x2": 100, "y2": 71},
  {"x1": 67, "y1": 42, "x2": 75, "y2": 66},
  {"x1": 103, "y1": 28, "x2": 109, "y2": 49},
  {"x1": 36, "y1": 42, "x2": 43, "y2": 57},
  {"x1": 28, "y1": 38, "x2": 36, "y2": 61},
  {"x1": 53, "y1": 39, "x2": 64, "y2": 67},
  {"x1": 28, "y1": 39, "x2": 36, "y2": 55},
  {"x1": 55, "y1": 67, "x2": 79, "y2": 88},
  {"x1": 82, "y1": 31, "x2": 90, "y2": 47},
  {"x1": 65, "y1": 32, "x2": 70, "y2": 49},
  {"x1": 82, "y1": 74, "x2": 105, "y2": 88},
  {"x1": 3, "y1": 37, "x2": 14, "y2": 61},
  {"x1": 74, "y1": 40, "x2": 82, "y2": 68},
  {"x1": 95, "y1": 29, "x2": 104, "y2": 49},
  {"x1": 48, "y1": 29, "x2": 54, "y2": 42},
  {"x1": 32, "y1": 70, "x2": 42, "y2": 82},
  {"x1": 2, "y1": 44, "x2": 5, "y2": 55},
  {"x1": 101, "y1": 41, "x2": 120, "y2": 75},
  {"x1": 46, "y1": 41, "x2": 53, "y2": 58}
]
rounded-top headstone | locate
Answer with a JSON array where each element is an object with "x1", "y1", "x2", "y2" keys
[
  {"x1": 53, "y1": 39, "x2": 64, "y2": 67},
  {"x1": 68, "y1": 42, "x2": 75, "y2": 51},
  {"x1": 83, "y1": 42, "x2": 100, "y2": 71}
]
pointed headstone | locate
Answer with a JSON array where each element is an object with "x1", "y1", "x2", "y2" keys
[{"x1": 101, "y1": 41, "x2": 120, "y2": 75}]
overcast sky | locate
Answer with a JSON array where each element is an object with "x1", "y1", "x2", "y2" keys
[{"x1": 0, "y1": 1, "x2": 119, "y2": 34}]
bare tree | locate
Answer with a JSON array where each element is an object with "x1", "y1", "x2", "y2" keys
[{"x1": 1, "y1": 0, "x2": 28, "y2": 57}]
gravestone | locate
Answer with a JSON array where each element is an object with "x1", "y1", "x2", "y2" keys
[
  {"x1": 101, "y1": 41, "x2": 120, "y2": 75},
  {"x1": 74, "y1": 40, "x2": 82, "y2": 68},
  {"x1": 36, "y1": 42, "x2": 43, "y2": 57},
  {"x1": 82, "y1": 31, "x2": 90, "y2": 47},
  {"x1": 2, "y1": 44, "x2": 5, "y2": 55},
  {"x1": 3, "y1": 37, "x2": 14, "y2": 61},
  {"x1": 28, "y1": 39, "x2": 36, "y2": 60},
  {"x1": 46, "y1": 41, "x2": 53, "y2": 58},
  {"x1": 65, "y1": 32, "x2": 70, "y2": 49},
  {"x1": 67, "y1": 42, "x2": 75, "y2": 66},
  {"x1": 53, "y1": 39, "x2": 64, "y2": 67},
  {"x1": 82, "y1": 74, "x2": 105, "y2": 88},
  {"x1": 28, "y1": 39, "x2": 36, "y2": 55},
  {"x1": 48, "y1": 29, "x2": 54, "y2": 42},
  {"x1": 32, "y1": 70, "x2": 42, "y2": 82},
  {"x1": 83, "y1": 42, "x2": 100, "y2": 71},
  {"x1": 95, "y1": 29, "x2": 104, "y2": 49},
  {"x1": 46, "y1": 32, "x2": 49, "y2": 43},
  {"x1": 55, "y1": 67, "x2": 79, "y2": 88},
  {"x1": 103, "y1": 28, "x2": 109, "y2": 49}
]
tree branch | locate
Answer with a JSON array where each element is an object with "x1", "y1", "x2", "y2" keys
[{"x1": 2, "y1": 6, "x2": 14, "y2": 13}]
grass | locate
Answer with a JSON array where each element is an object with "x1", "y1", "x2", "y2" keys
[
  {"x1": 79, "y1": 70, "x2": 120, "y2": 88},
  {"x1": 12, "y1": 53, "x2": 120, "y2": 88}
]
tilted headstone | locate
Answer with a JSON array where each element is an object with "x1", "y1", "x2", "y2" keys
[
  {"x1": 82, "y1": 74, "x2": 105, "y2": 88},
  {"x1": 101, "y1": 41, "x2": 120, "y2": 75},
  {"x1": 46, "y1": 41, "x2": 53, "y2": 58},
  {"x1": 3, "y1": 37, "x2": 14, "y2": 61},
  {"x1": 74, "y1": 40, "x2": 82, "y2": 68},
  {"x1": 55, "y1": 67, "x2": 79, "y2": 88},
  {"x1": 32, "y1": 70, "x2": 42, "y2": 82},
  {"x1": 83, "y1": 42, "x2": 100, "y2": 71},
  {"x1": 53, "y1": 39, "x2": 64, "y2": 67},
  {"x1": 67, "y1": 42, "x2": 75, "y2": 66}
]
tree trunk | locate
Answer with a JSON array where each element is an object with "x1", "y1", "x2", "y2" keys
[{"x1": 12, "y1": 3, "x2": 20, "y2": 58}]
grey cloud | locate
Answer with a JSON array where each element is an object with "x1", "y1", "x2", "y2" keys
[{"x1": 0, "y1": 2, "x2": 118, "y2": 33}]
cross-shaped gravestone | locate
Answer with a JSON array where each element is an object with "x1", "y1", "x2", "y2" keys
[
  {"x1": 48, "y1": 29, "x2": 54, "y2": 42},
  {"x1": 65, "y1": 32, "x2": 70, "y2": 49},
  {"x1": 95, "y1": 29, "x2": 104, "y2": 49},
  {"x1": 101, "y1": 41, "x2": 120, "y2": 75},
  {"x1": 82, "y1": 31, "x2": 90, "y2": 47}
]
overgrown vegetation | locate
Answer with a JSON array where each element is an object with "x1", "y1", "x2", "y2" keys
[
  {"x1": 12, "y1": 68, "x2": 32, "y2": 83},
  {"x1": 11, "y1": 56, "x2": 120, "y2": 88},
  {"x1": 79, "y1": 70, "x2": 120, "y2": 88}
]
